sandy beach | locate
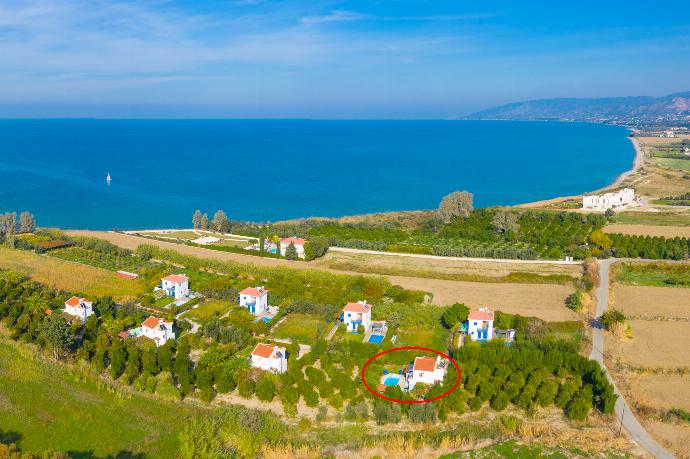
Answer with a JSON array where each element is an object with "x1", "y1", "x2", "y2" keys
[{"x1": 517, "y1": 132, "x2": 644, "y2": 208}]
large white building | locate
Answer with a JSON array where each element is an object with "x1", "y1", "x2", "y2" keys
[
  {"x1": 406, "y1": 355, "x2": 447, "y2": 391},
  {"x1": 250, "y1": 343, "x2": 287, "y2": 374},
  {"x1": 64, "y1": 296, "x2": 94, "y2": 323},
  {"x1": 239, "y1": 286, "x2": 269, "y2": 315},
  {"x1": 161, "y1": 274, "x2": 189, "y2": 299},
  {"x1": 141, "y1": 316, "x2": 175, "y2": 347},
  {"x1": 466, "y1": 308, "x2": 494, "y2": 342},
  {"x1": 342, "y1": 300, "x2": 372, "y2": 332},
  {"x1": 582, "y1": 188, "x2": 636, "y2": 211}
]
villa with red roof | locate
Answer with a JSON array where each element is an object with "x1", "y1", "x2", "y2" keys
[
  {"x1": 279, "y1": 237, "x2": 305, "y2": 257},
  {"x1": 63, "y1": 296, "x2": 94, "y2": 323},
  {"x1": 466, "y1": 307, "x2": 494, "y2": 342},
  {"x1": 141, "y1": 316, "x2": 175, "y2": 347},
  {"x1": 161, "y1": 274, "x2": 189, "y2": 299},
  {"x1": 405, "y1": 355, "x2": 448, "y2": 391},
  {"x1": 250, "y1": 343, "x2": 287, "y2": 374},
  {"x1": 342, "y1": 300, "x2": 372, "y2": 332},
  {"x1": 239, "y1": 286, "x2": 268, "y2": 315}
]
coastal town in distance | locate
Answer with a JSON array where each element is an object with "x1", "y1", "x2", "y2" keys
[{"x1": 1, "y1": 1, "x2": 690, "y2": 459}]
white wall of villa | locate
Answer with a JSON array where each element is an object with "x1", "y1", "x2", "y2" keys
[
  {"x1": 582, "y1": 188, "x2": 636, "y2": 211},
  {"x1": 161, "y1": 274, "x2": 189, "y2": 299},
  {"x1": 342, "y1": 300, "x2": 372, "y2": 332},
  {"x1": 239, "y1": 287, "x2": 269, "y2": 315},
  {"x1": 64, "y1": 297, "x2": 94, "y2": 323},
  {"x1": 141, "y1": 316, "x2": 175, "y2": 347},
  {"x1": 466, "y1": 307, "x2": 495, "y2": 342},
  {"x1": 250, "y1": 344, "x2": 287, "y2": 374},
  {"x1": 406, "y1": 356, "x2": 447, "y2": 391}
]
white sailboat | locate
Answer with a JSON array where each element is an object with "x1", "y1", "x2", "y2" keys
[{"x1": 106, "y1": 172, "x2": 112, "y2": 184}]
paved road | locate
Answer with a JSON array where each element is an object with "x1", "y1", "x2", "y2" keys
[{"x1": 591, "y1": 259, "x2": 675, "y2": 459}]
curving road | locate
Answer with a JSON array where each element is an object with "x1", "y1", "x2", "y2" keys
[{"x1": 590, "y1": 258, "x2": 674, "y2": 459}]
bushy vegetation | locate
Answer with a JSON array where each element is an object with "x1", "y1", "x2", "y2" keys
[{"x1": 606, "y1": 233, "x2": 690, "y2": 260}]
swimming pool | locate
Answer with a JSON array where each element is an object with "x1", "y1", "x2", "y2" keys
[
  {"x1": 262, "y1": 317, "x2": 271, "y2": 324},
  {"x1": 368, "y1": 334, "x2": 385, "y2": 344},
  {"x1": 383, "y1": 376, "x2": 401, "y2": 386}
]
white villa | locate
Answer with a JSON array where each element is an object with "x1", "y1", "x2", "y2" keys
[
  {"x1": 465, "y1": 308, "x2": 495, "y2": 342},
  {"x1": 141, "y1": 316, "x2": 175, "y2": 347},
  {"x1": 342, "y1": 300, "x2": 372, "y2": 333},
  {"x1": 64, "y1": 296, "x2": 94, "y2": 323},
  {"x1": 582, "y1": 188, "x2": 636, "y2": 211},
  {"x1": 161, "y1": 274, "x2": 189, "y2": 299},
  {"x1": 279, "y1": 237, "x2": 305, "y2": 257},
  {"x1": 250, "y1": 343, "x2": 287, "y2": 374},
  {"x1": 406, "y1": 356, "x2": 447, "y2": 391},
  {"x1": 239, "y1": 286, "x2": 269, "y2": 315}
]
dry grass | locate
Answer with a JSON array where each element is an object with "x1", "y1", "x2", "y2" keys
[
  {"x1": 314, "y1": 250, "x2": 582, "y2": 282},
  {"x1": 611, "y1": 285, "x2": 690, "y2": 318},
  {"x1": 623, "y1": 374, "x2": 690, "y2": 412},
  {"x1": 608, "y1": 320, "x2": 690, "y2": 369},
  {"x1": 603, "y1": 223, "x2": 690, "y2": 238},
  {"x1": 645, "y1": 421, "x2": 690, "y2": 459},
  {"x1": 0, "y1": 247, "x2": 144, "y2": 301},
  {"x1": 386, "y1": 276, "x2": 578, "y2": 321}
]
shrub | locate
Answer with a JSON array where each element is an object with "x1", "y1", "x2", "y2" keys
[{"x1": 238, "y1": 377, "x2": 256, "y2": 398}]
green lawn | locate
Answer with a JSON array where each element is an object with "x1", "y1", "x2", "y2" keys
[
  {"x1": 0, "y1": 330, "x2": 205, "y2": 457},
  {"x1": 613, "y1": 212, "x2": 690, "y2": 227},
  {"x1": 439, "y1": 440, "x2": 627, "y2": 459},
  {"x1": 613, "y1": 262, "x2": 690, "y2": 287},
  {"x1": 395, "y1": 327, "x2": 449, "y2": 352},
  {"x1": 184, "y1": 300, "x2": 232, "y2": 322},
  {"x1": 214, "y1": 239, "x2": 250, "y2": 248},
  {"x1": 653, "y1": 157, "x2": 690, "y2": 172},
  {"x1": 271, "y1": 313, "x2": 330, "y2": 344},
  {"x1": 152, "y1": 296, "x2": 174, "y2": 308}
]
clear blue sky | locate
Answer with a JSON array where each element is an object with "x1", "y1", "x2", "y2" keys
[{"x1": 1, "y1": 0, "x2": 689, "y2": 118}]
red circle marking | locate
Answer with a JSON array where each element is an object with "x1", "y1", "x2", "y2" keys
[{"x1": 360, "y1": 346, "x2": 462, "y2": 404}]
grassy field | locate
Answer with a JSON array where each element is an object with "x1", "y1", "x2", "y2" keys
[
  {"x1": 0, "y1": 329, "x2": 204, "y2": 457},
  {"x1": 612, "y1": 285, "x2": 690, "y2": 318},
  {"x1": 608, "y1": 278, "x2": 690, "y2": 458},
  {"x1": 315, "y1": 250, "x2": 580, "y2": 284},
  {"x1": 184, "y1": 299, "x2": 232, "y2": 322},
  {"x1": 612, "y1": 262, "x2": 690, "y2": 288},
  {"x1": 0, "y1": 247, "x2": 145, "y2": 301},
  {"x1": 395, "y1": 327, "x2": 449, "y2": 352},
  {"x1": 611, "y1": 212, "x2": 690, "y2": 227},
  {"x1": 138, "y1": 230, "x2": 200, "y2": 239},
  {"x1": 439, "y1": 440, "x2": 628, "y2": 459},
  {"x1": 653, "y1": 157, "x2": 690, "y2": 172},
  {"x1": 386, "y1": 275, "x2": 577, "y2": 322},
  {"x1": 604, "y1": 223, "x2": 690, "y2": 238},
  {"x1": 271, "y1": 313, "x2": 331, "y2": 344}
]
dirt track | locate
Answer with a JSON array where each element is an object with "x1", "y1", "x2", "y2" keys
[{"x1": 68, "y1": 230, "x2": 576, "y2": 320}]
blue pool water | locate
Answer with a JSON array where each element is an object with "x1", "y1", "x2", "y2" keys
[
  {"x1": 384, "y1": 376, "x2": 400, "y2": 386},
  {"x1": 0, "y1": 119, "x2": 634, "y2": 229},
  {"x1": 368, "y1": 334, "x2": 385, "y2": 344},
  {"x1": 261, "y1": 317, "x2": 271, "y2": 323}
]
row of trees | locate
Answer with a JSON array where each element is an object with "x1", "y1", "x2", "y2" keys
[
  {"x1": 192, "y1": 209, "x2": 230, "y2": 233},
  {"x1": 0, "y1": 211, "x2": 37, "y2": 246}
]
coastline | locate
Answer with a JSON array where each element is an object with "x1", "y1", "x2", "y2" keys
[{"x1": 516, "y1": 130, "x2": 643, "y2": 209}]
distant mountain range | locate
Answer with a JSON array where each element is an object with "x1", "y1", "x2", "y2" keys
[{"x1": 469, "y1": 91, "x2": 690, "y2": 124}]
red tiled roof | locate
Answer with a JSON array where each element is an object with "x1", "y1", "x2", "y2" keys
[
  {"x1": 118, "y1": 331, "x2": 130, "y2": 339},
  {"x1": 251, "y1": 343, "x2": 276, "y2": 359},
  {"x1": 280, "y1": 237, "x2": 305, "y2": 245},
  {"x1": 240, "y1": 287, "x2": 268, "y2": 297},
  {"x1": 117, "y1": 271, "x2": 139, "y2": 280},
  {"x1": 162, "y1": 274, "x2": 188, "y2": 284},
  {"x1": 413, "y1": 356, "x2": 437, "y2": 372},
  {"x1": 343, "y1": 302, "x2": 370, "y2": 313},
  {"x1": 65, "y1": 296, "x2": 81, "y2": 307},
  {"x1": 142, "y1": 316, "x2": 171, "y2": 329},
  {"x1": 468, "y1": 309, "x2": 494, "y2": 321}
]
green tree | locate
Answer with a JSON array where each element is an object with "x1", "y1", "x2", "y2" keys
[
  {"x1": 566, "y1": 385, "x2": 593, "y2": 421},
  {"x1": 238, "y1": 377, "x2": 256, "y2": 398},
  {"x1": 158, "y1": 341, "x2": 175, "y2": 372},
  {"x1": 192, "y1": 210, "x2": 202, "y2": 229},
  {"x1": 200, "y1": 213, "x2": 210, "y2": 231},
  {"x1": 39, "y1": 315, "x2": 74, "y2": 360},
  {"x1": 109, "y1": 340, "x2": 127, "y2": 378},
  {"x1": 441, "y1": 303, "x2": 469, "y2": 329},
  {"x1": 535, "y1": 379, "x2": 559, "y2": 407},
  {"x1": 490, "y1": 391, "x2": 510, "y2": 411},
  {"x1": 142, "y1": 348, "x2": 159, "y2": 375},
  {"x1": 438, "y1": 191, "x2": 474, "y2": 223},
  {"x1": 284, "y1": 242, "x2": 298, "y2": 260},
  {"x1": 256, "y1": 373, "x2": 277, "y2": 402},
  {"x1": 95, "y1": 296, "x2": 116, "y2": 318},
  {"x1": 212, "y1": 210, "x2": 230, "y2": 233},
  {"x1": 600, "y1": 309, "x2": 626, "y2": 331}
]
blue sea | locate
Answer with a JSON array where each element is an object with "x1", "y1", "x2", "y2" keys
[{"x1": 0, "y1": 119, "x2": 634, "y2": 230}]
